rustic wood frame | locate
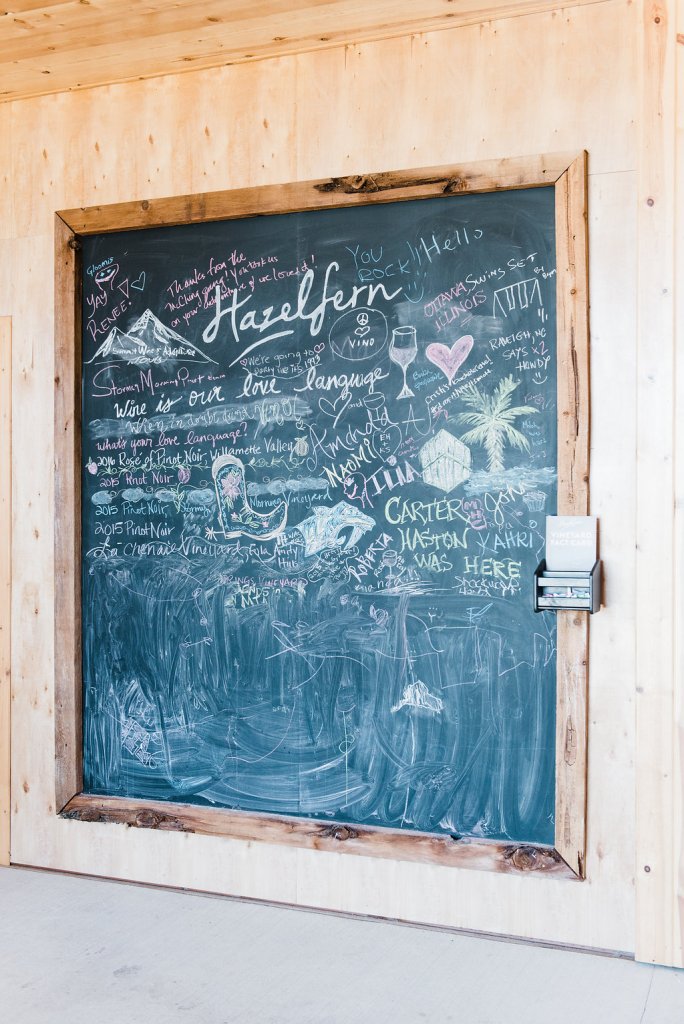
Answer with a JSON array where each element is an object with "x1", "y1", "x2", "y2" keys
[{"x1": 54, "y1": 152, "x2": 589, "y2": 880}]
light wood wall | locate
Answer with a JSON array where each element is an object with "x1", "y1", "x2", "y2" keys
[
  {"x1": 0, "y1": 0, "x2": 680, "y2": 963},
  {"x1": 0, "y1": 318, "x2": 10, "y2": 867}
]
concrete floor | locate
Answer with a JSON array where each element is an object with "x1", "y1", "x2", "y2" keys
[{"x1": 0, "y1": 867, "x2": 683, "y2": 1024}]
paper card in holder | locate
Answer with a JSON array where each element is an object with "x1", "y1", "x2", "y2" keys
[{"x1": 534, "y1": 516, "x2": 601, "y2": 613}]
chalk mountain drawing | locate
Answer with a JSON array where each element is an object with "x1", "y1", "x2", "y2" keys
[
  {"x1": 87, "y1": 309, "x2": 216, "y2": 366},
  {"x1": 391, "y1": 680, "x2": 444, "y2": 714},
  {"x1": 295, "y1": 502, "x2": 375, "y2": 557}
]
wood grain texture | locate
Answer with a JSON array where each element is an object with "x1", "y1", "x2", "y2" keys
[
  {"x1": 635, "y1": 0, "x2": 680, "y2": 967},
  {"x1": 675, "y1": 0, "x2": 684, "y2": 968},
  {"x1": 6, "y1": 1, "x2": 641, "y2": 952},
  {"x1": 57, "y1": 152, "x2": 578, "y2": 235},
  {"x1": 0, "y1": 0, "x2": 610, "y2": 103},
  {"x1": 553, "y1": 154, "x2": 590, "y2": 877},
  {"x1": 54, "y1": 215, "x2": 83, "y2": 814},
  {"x1": 0, "y1": 319, "x2": 10, "y2": 867},
  {"x1": 60, "y1": 794, "x2": 576, "y2": 878}
]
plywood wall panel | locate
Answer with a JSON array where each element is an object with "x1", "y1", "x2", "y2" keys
[
  {"x1": 582, "y1": 171, "x2": 636, "y2": 892},
  {"x1": 0, "y1": 241, "x2": 13, "y2": 315},
  {"x1": 6, "y1": 0, "x2": 645, "y2": 953},
  {"x1": 634, "y1": 0, "x2": 683, "y2": 967},
  {"x1": 0, "y1": 107, "x2": 12, "y2": 237},
  {"x1": 675, "y1": 0, "x2": 684, "y2": 970},
  {"x1": 0, "y1": 0, "x2": 610, "y2": 104},
  {"x1": 0, "y1": 318, "x2": 11, "y2": 866},
  {"x1": 10, "y1": 235, "x2": 56, "y2": 865},
  {"x1": 293, "y1": 7, "x2": 636, "y2": 181}
]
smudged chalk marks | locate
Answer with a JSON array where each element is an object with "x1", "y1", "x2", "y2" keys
[{"x1": 81, "y1": 185, "x2": 559, "y2": 845}]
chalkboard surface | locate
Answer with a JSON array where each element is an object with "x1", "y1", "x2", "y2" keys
[{"x1": 81, "y1": 187, "x2": 557, "y2": 845}]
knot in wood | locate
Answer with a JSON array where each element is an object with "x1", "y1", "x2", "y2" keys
[
  {"x1": 74, "y1": 807, "x2": 102, "y2": 822},
  {"x1": 323, "y1": 824, "x2": 358, "y2": 841},
  {"x1": 444, "y1": 177, "x2": 468, "y2": 194},
  {"x1": 506, "y1": 845, "x2": 558, "y2": 872},
  {"x1": 135, "y1": 809, "x2": 161, "y2": 829},
  {"x1": 314, "y1": 179, "x2": 340, "y2": 193}
]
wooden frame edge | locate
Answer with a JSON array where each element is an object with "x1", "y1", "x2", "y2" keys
[
  {"x1": 57, "y1": 151, "x2": 579, "y2": 235},
  {"x1": 59, "y1": 793, "x2": 578, "y2": 879},
  {"x1": 55, "y1": 152, "x2": 590, "y2": 880},
  {"x1": 553, "y1": 152, "x2": 590, "y2": 877},
  {"x1": 54, "y1": 213, "x2": 83, "y2": 814},
  {"x1": 0, "y1": 317, "x2": 11, "y2": 867}
]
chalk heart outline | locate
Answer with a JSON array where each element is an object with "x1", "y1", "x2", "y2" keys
[
  {"x1": 131, "y1": 272, "x2": 146, "y2": 291},
  {"x1": 319, "y1": 392, "x2": 351, "y2": 421},
  {"x1": 425, "y1": 335, "x2": 474, "y2": 384}
]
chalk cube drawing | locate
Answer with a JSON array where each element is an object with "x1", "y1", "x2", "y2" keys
[{"x1": 419, "y1": 429, "x2": 471, "y2": 493}]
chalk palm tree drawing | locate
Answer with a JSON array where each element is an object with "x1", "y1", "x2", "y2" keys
[{"x1": 456, "y1": 375, "x2": 537, "y2": 473}]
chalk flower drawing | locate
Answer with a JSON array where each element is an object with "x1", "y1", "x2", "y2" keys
[
  {"x1": 221, "y1": 471, "x2": 242, "y2": 505},
  {"x1": 456, "y1": 375, "x2": 538, "y2": 473}
]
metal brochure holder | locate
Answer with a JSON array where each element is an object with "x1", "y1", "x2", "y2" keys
[{"x1": 533, "y1": 559, "x2": 601, "y2": 614}]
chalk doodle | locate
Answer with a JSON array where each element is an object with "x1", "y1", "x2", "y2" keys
[{"x1": 81, "y1": 185, "x2": 559, "y2": 845}]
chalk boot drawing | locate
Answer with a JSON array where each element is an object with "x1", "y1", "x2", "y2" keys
[{"x1": 212, "y1": 454, "x2": 287, "y2": 541}]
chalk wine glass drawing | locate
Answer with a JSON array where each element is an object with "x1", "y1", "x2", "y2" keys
[{"x1": 389, "y1": 325, "x2": 417, "y2": 399}]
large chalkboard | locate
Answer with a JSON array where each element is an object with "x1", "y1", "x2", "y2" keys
[{"x1": 56, "y1": 158, "x2": 589, "y2": 875}]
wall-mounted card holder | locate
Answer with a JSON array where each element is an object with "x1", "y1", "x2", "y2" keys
[
  {"x1": 534, "y1": 515, "x2": 601, "y2": 613},
  {"x1": 533, "y1": 559, "x2": 601, "y2": 613}
]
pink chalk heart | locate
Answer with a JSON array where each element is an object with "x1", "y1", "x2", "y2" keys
[{"x1": 425, "y1": 335, "x2": 474, "y2": 384}]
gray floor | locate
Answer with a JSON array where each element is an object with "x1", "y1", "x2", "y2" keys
[{"x1": 0, "y1": 867, "x2": 682, "y2": 1024}]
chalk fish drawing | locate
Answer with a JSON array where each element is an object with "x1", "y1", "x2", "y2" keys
[
  {"x1": 213, "y1": 454, "x2": 287, "y2": 541},
  {"x1": 391, "y1": 680, "x2": 444, "y2": 714},
  {"x1": 294, "y1": 501, "x2": 375, "y2": 557}
]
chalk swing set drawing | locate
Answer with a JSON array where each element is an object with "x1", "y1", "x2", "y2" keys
[{"x1": 54, "y1": 153, "x2": 590, "y2": 879}]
